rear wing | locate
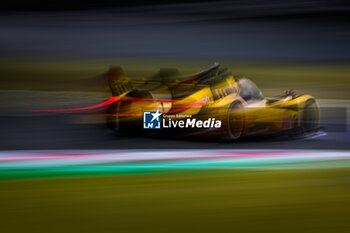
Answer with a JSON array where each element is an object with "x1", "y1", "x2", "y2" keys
[
  {"x1": 105, "y1": 67, "x2": 133, "y2": 96},
  {"x1": 105, "y1": 63, "x2": 230, "y2": 96}
]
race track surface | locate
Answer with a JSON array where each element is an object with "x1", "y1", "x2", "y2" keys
[
  {"x1": 0, "y1": 114, "x2": 348, "y2": 150},
  {"x1": 0, "y1": 91, "x2": 348, "y2": 150}
]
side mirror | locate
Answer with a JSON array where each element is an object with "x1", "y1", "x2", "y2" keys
[{"x1": 284, "y1": 89, "x2": 297, "y2": 98}]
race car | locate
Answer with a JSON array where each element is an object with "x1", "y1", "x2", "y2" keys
[{"x1": 105, "y1": 63, "x2": 320, "y2": 141}]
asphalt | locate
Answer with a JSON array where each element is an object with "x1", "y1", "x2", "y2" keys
[
  {"x1": 0, "y1": 112, "x2": 348, "y2": 150},
  {"x1": 0, "y1": 90, "x2": 347, "y2": 150}
]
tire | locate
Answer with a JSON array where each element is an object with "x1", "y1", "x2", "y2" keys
[
  {"x1": 106, "y1": 102, "x2": 119, "y2": 131},
  {"x1": 300, "y1": 99, "x2": 320, "y2": 134},
  {"x1": 224, "y1": 101, "x2": 244, "y2": 141},
  {"x1": 106, "y1": 89, "x2": 156, "y2": 134},
  {"x1": 289, "y1": 99, "x2": 320, "y2": 137}
]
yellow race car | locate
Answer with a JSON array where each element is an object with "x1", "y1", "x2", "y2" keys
[{"x1": 105, "y1": 63, "x2": 320, "y2": 141}]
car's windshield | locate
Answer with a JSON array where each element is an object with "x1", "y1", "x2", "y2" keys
[{"x1": 239, "y1": 81, "x2": 264, "y2": 101}]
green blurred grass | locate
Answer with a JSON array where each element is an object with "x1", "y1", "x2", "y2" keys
[
  {"x1": 0, "y1": 58, "x2": 349, "y2": 98},
  {"x1": 1, "y1": 168, "x2": 350, "y2": 233}
]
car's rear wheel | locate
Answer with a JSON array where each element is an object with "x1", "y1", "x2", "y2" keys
[
  {"x1": 224, "y1": 101, "x2": 244, "y2": 141},
  {"x1": 106, "y1": 90, "x2": 158, "y2": 134},
  {"x1": 106, "y1": 102, "x2": 119, "y2": 131}
]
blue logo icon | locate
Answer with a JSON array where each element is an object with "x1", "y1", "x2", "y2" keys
[{"x1": 143, "y1": 110, "x2": 162, "y2": 129}]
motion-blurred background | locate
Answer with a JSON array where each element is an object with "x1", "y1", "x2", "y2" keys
[
  {"x1": 0, "y1": 1, "x2": 350, "y2": 232},
  {"x1": 1, "y1": 0, "x2": 349, "y2": 97}
]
